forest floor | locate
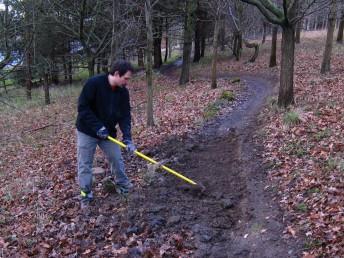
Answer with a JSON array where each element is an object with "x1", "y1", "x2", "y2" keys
[{"x1": 0, "y1": 31, "x2": 343, "y2": 257}]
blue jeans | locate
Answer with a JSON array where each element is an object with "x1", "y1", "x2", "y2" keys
[{"x1": 77, "y1": 130, "x2": 130, "y2": 193}]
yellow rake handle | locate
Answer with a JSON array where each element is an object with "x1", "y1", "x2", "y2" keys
[{"x1": 107, "y1": 136, "x2": 197, "y2": 185}]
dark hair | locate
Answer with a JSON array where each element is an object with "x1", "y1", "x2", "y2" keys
[{"x1": 109, "y1": 60, "x2": 134, "y2": 76}]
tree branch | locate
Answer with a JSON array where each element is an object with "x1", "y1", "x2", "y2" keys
[{"x1": 241, "y1": 0, "x2": 284, "y2": 25}]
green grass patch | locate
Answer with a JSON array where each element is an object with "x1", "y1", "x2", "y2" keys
[
  {"x1": 296, "y1": 202, "x2": 308, "y2": 213},
  {"x1": 307, "y1": 187, "x2": 321, "y2": 194},
  {"x1": 73, "y1": 68, "x2": 89, "y2": 81},
  {"x1": 203, "y1": 103, "x2": 220, "y2": 119},
  {"x1": 220, "y1": 90, "x2": 235, "y2": 101},
  {"x1": 0, "y1": 83, "x2": 82, "y2": 113},
  {"x1": 283, "y1": 141, "x2": 308, "y2": 158},
  {"x1": 314, "y1": 128, "x2": 331, "y2": 141},
  {"x1": 304, "y1": 239, "x2": 324, "y2": 250},
  {"x1": 283, "y1": 111, "x2": 301, "y2": 125}
]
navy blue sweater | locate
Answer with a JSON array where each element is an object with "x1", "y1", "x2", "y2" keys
[{"x1": 76, "y1": 74, "x2": 132, "y2": 141}]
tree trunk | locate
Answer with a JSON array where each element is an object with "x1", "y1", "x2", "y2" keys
[
  {"x1": 145, "y1": 0, "x2": 154, "y2": 126},
  {"x1": 168, "y1": 37, "x2": 172, "y2": 58},
  {"x1": 200, "y1": 36, "x2": 206, "y2": 57},
  {"x1": 321, "y1": 0, "x2": 337, "y2": 74},
  {"x1": 153, "y1": 17, "x2": 163, "y2": 68},
  {"x1": 108, "y1": 0, "x2": 119, "y2": 68},
  {"x1": 164, "y1": 17, "x2": 169, "y2": 62},
  {"x1": 193, "y1": 17, "x2": 202, "y2": 62},
  {"x1": 62, "y1": 55, "x2": 68, "y2": 81},
  {"x1": 269, "y1": 26, "x2": 278, "y2": 67},
  {"x1": 88, "y1": 56, "x2": 95, "y2": 77},
  {"x1": 233, "y1": 31, "x2": 242, "y2": 61},
  {"x1": 138, "y1": 47, "x2": 145, "y2": 67},
  {"x1": 68, "y1": 55, "x2": 73, "y2": 84},
  {"x1": 262, "y1": 21, "x2": 267, "y2": 44},
  {"x1": 51, "y1": 60, "x2": 59, "y2": 84},
  {"x1": 44, "y1": 71, "x2": 50, "y2": 105},
  {"x1": 219, "y1": 21, "x2": 226, "y2": 51},
  {"x1": 25, "y1": 49, "x2": 33, "y2": 100},
  {"x1": 278, "y1": 26, "x2": 295, "y2": 107},
  {"x1": 337, "y1": 10, "x2": 344, "y2": 43},
  {"x1": 179, "y1": 0, "x2": 196, "y2": 85},
  {"x1": 211, "y1": 18, "x2": 220, "y2": 89},
  {"x1": 295, "y1": 19, "x2": 302, "y2": 43}
]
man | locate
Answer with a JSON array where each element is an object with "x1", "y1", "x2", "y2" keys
[{"x1": 76, "y1": 60, "x2": 136, "y2": 208}]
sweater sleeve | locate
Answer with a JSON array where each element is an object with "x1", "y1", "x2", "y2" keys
[
  {"x1": 118, "y1": 88, "x2": 132, "y2": 142},
  {"x1": 77, "y1": 79, "x2": 104, "y2": 133}
]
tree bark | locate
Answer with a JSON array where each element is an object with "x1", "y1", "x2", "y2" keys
[
  {"x1": 262, "y1": 21, "x2": 267, "y2": 44},
  {"x1": 164, "y1": 18, "x2": 169, "y2": 62},
  {"x1": 44, "y1": 71, "x2": 50, "y2": 105},
  {"x1": 233, "y1": 31, "x2": 242, "y2": 61},
  {"x1": 321, "y1": 0, "x2": 337, "y2": 74},
  {"x1": 138, "y1": 47, "x2": 145, "y2": 67},
  {"x1": 25, "y1": 51, "x2": 33, "y2": 100},
  {"x1": 62, "y1": 55, "x2": 68, "y2": 81},
  {"x1": 278, "y1": 26, "x2": 295, "y2": 107},
  {"x1": 193, "y1": 16, "x2": 202, "y2": 62},
  {"x1": 87, "y1": 56, "x2": 95, "y2": 77},
  {"x1": 145, "y1": 0, "x2": 154, "y2": 126},
  {"x1": 153, "y1": 17, "x2": 163, "y2": 68},
  {"x1": 337, "y1": 10, "x2": 344, "y2": 43},
  {"x1": 269, "y1": 26, "x2": 278, "y2": 67},
  {"x1": 200, "y1": 36, "x2": 206, "y2": 57},
  {"x1": 219, "y1": 20, "x2": 226, "y2": 51},
  {"x1": 295, "y1": 19, "x2": 302, "y2": 43},
  {"x1": 179, "y1": 0, "x2": 196, "y2": 85},
  {"x1": 211, "y1": 17, "x2": 220, "y2": 89},
  {"x1": 108, "y1": 0, "x2": 119, "y2": 68}
]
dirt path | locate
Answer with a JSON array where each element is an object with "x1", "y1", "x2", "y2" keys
[
  {"x1": 63, "y1": 73, "x2": 303, "y2": 257},
  {"x1": 99, "y1": 74, "x2": 303, "y2": 257}
]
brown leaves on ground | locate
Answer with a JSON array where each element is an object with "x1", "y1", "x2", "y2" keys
[
  {"x1": 259, "y1": 32, "x2": 344, "y2": 257},
  {"x1": 0, "y1": 72, "x2": 241, "y2": 256}
]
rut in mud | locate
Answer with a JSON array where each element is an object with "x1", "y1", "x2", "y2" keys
[{"x1": 95, "y1": 75, "x2": 302, "y2": 257}]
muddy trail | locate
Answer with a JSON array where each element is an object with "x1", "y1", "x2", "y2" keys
[
  {"x1": 74, "y1": 73, "x2": 302, "y2": 257},
  {"x1": 52, "y1": 73, "x2": 303, "y2": 257}
]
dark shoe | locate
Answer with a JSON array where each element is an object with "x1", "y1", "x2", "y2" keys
[{"x1": 116, "y1": 182, "x2": 133, "y2": 196}]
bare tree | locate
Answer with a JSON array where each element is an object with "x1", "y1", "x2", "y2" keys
[
  {"x1": 241, "y1": 0, "x2": 331, "y2": 107},
  {"x1": 337, "y1": 4, "x2": 344, "y2": 43},
  {"x1": 321, "y1": 0, "x2": 337, "y2": 74},
  {"x1": 269, "y1": 26, "x2": 278, "y2": 67},
  {"x1": 179, "y1": 0, "x2": 197, "y2": 85},
  {"x1": 145, "y1": 0, "x2": 155, "y2": 126}
]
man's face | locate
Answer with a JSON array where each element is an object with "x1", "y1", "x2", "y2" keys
[{"x1": 112, "y1": 71, "x2": 132, "y2": 87}]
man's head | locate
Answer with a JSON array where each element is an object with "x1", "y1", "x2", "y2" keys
[{"x1": 108, "y1": 60, "x2": 134, "y2": 87}]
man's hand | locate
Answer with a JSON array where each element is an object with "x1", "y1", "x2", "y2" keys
[
  {"x1": 96, "y1": 126, "x2": 109, "y2": 140},
  {"x1": 123, "y1": 140, "x2": 137, "y2": 153}
]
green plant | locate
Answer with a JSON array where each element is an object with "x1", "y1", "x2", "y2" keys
[
  {"x1": 283, "y1": 141, "x2": 308, "y2": 157},
  {"x1": 203, "y1": 103, "x2": 220, "y2": 119},
  {"x1": 314, "y1": 128, "x2": 331, "y2": 141},
  {"x1": 304, "y1": 239, "x2": 324, "y2": 250},
  {"x1": 307, "y1": 187, "x2": 321, "y2": 194},
  {"x1": 296, "y1": 202, "x2": 308, "y2": 213},
  {"x1": 325, "y1": 157, "x2": 337, "y2": 171},
  {"x1": 220, "y1": 90, "x2": 235, "y2": 101},
  {"x1": 283, "y1": 111, "x2": 301, "y2": 125}
]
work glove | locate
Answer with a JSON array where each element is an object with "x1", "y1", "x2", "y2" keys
[
  {"x1": 96, "y1": 126, "x2": 109, "y2": 140},
  {"x1": 123, "y1": 140, "x2": 137, "y2": 153}
]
